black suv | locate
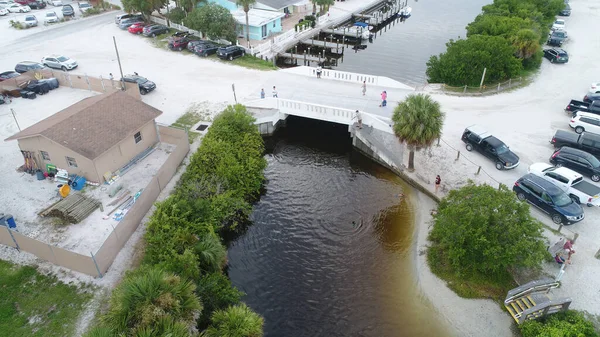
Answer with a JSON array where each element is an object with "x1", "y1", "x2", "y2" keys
[
  {"x1": 548, "y1": 30, "x2": 567, "y2": 46},
  {"x1": 217, "y1": 46, "x2": 245, "y2": 61},
  {"x1": 513, "y1": 174, "x2": 584, "y2": 225},
  {"x1": 15, "y1": 61, "x2": 45, "y2": 73},
  {"x1": 121, "y1": 74, "x2": 156, "y2": 95},
  {"x1": 543, "y1": 48, "x2": 568, "y2": 63},
  {"x1": 461, "y1": 125, "x2": 520, "y2": 170},
  {"x1": 550, "y1": 146, "x2": 600, "y2": 182},
  {"x1": 193, "y1": 42, "x2": 220, "y2": 57},
  {"x1": 62, "y1": 4, "x2": 74, "y2": 17}
]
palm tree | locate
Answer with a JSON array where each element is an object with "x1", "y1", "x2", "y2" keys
[
  {"x1": 236, "y1": 0, "x2": 256, "y2": 43},
  {"x1": 203, "y1": 304, "x2": 264, "y2": 337},
  {"x1": 318, "y1": 0, "x2": 334, "y2": 13},
  {"x1": 510, "y1": 28, "x2": 540, "y2": 59},
  {"x1": 195, "y1": 233, "x2": 228, "y2": 273},
  {"x1": 103, "y1": 267, "x2": 202, "y2": 335},
  {"x1": 311, "y1": 0, "x2": 317, "y2": 14},
  {"x1": 392, "y1": 94, "x2": 445, "y2": 171}
]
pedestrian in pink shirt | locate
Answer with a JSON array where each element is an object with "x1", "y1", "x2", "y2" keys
[{"x1": 380, "y1": 90, "x2": 387, "y2": 107}]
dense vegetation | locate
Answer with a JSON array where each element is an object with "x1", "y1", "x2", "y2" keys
[
  {"x1": 427, "y1": 183, "x2": 548, "y2": 299},
  {"x1": 520, "y1": 311, "x2": 599, "y2": 337},
  {"x1": 184, "y1": 4, "x2": 238, "y2": 43},
  {"x1": 426, "y1": 0, "x2": 565, "y2": 86},
  {"x1": 87, "y1": 105, "x2": 267, "y2": 336},
  {"x1": 0, "y1": 260, "x2": 93, "y2": 337}
]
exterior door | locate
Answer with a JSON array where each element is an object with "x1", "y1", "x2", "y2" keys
[{"x1": 261, "y1": 24, "x2": 267, "y2": 38}]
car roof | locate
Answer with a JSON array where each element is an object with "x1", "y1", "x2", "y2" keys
[
  {"x1": 485, "y1": 136, "x2": 505, "y2": 147},
  {"x1": 17, "y1": 61, "x2": 40, "y2": 65},
  {"x1": 552, "y1": 167, "x2": 583, "y2": 181},
  {"x1": 465, "y1": 124, "x2": 489, "y2": 137},
  {"x1": 45, "y1": 54, "x2": 65, "y2": 58},
  {"x1": 522, "y1": 174, "x2": 565, "y2": 195},
  {"x1": 575, "y1": 111, "x2": 600, "y2": 120},
  {"x1": 558, "y1": 146, "x2": 592, "y2": 157}
]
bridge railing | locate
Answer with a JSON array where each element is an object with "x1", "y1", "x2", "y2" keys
[{"x1": 244, "y1": 98, "x2": 394, "y2": 134}]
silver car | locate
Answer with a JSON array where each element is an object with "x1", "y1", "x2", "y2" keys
[
  {"x1": 41, "y1": 54, "x2": 78, "y2": 71},
  {"x1": 45, "y1": 11, "x2": 58, "y2": 23}
]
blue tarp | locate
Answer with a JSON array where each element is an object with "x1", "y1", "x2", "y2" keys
[{"x1": 354, "y1": 22, "x2": 369, "y2": 28}]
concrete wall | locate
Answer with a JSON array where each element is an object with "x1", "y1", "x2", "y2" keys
[
  {"x1": 95, "y1": 126, "x2": 190, "y2": 274},
  {"x1": 17, "y1": 135, "x2": 99, "y2": 182},
  {"x1": 93, "y1": 121, "x2": 159, "y2": 183}
]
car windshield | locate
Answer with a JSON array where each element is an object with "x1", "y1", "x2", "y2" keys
[
  {"x1": 46, "y1": 12, "x2": 56, "y2": 16},
  {"x1": 496, "y1": 144, "x2": 509, "y2": 154},
  {"x1": 80, "y1": 3, "x2": 90, "y2": 7},
  {"x1": 57, "y1": 56, "x2": 69, "y2": 62},
  {"x1": 554, "y1": 32, "x2": 565, "y2": 38},
  {"x1": 133, "y1": 77, "x2": 148, "y2": 84},
  {"x1": 588, "y1": 155, "x2": 600, "y2": 168},
  {"x1": 552, "y1": 193, "x2": 573, "y2": 207}
]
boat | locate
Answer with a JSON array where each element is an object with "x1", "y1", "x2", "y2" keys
[
  {"x1": 353, "y1": 22, "x2": 375, "y2": 31},
  {"x1": 348, "y1": 24, "x2": 371, "y2": 40},
  {"x1": 399, "y1": 6, "x2": 412, "y2": 18}
]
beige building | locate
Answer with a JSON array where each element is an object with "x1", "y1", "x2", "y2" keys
[{"x1": 5, "y1": 91, "x2": 162, "y2": 183}]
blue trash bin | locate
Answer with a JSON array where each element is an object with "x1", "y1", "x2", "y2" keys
[{"x1": 5, "y1": 214, "x2": 16, "y2": 229}]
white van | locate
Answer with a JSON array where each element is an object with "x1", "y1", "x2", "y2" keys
[{"x1": 570, "y1": 111, "x2": 600, "y2": 135}]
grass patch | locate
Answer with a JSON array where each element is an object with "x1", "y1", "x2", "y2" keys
[
  {"x1": 171, "y1": 103, "x2": 213, "y2": 144},
  {"x1": 229, "y1": 55, "x2": 278, "y2": 70},
  {"x1": 427, "y1": 244, "x2": 517, "y2": 301},
  {"x1": 0, "y1": 260, "x2": 93, "y2": 337}
]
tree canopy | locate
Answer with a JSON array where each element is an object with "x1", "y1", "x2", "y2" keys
[
  {"x1": 428, "y1": 182, "x2": 547, "y2": 276},
  {"x1": 426, "y1": 35, "x2": 523, "y2": 86},
  {"x1": 121, "y1": 0, "x2": 166, "y2": 16},
  {"x1": 184, "y1": 4, "x2": 237, "y2": 42},
  {"x1": 392, "y1": 94, "x2": 445, "y2": 171}
]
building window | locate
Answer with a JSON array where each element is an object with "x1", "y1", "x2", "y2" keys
[
  {"x1": 134, "y1": 131, "x2": 142, "y2": 144},
  {"x1": 273, "y1": 21, "x2": 276, "y2": 28},
  {"x1": 66, "y1": 156, "x2": 78, "y2": 168},
  {"x1": 40, "y1": 151, "x2": 50, "y2": 161}
]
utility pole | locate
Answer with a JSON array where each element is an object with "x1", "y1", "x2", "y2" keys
[
  {"x1": 479, "y1": 67, "x2": 487, "y2": 89},
  {"x1": 113, "y1": 36, "x2": 126, "y2": 91},
  {"x1": 232, "y1": 83, "x2": 237, "y2": 103},
  {"x1": 11, "y1": 108, "x2": 21, "y2": 131}
]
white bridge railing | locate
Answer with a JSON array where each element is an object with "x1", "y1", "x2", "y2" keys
[{"x1": 245, "y1": 98, "x2": 394, "y2": 135}]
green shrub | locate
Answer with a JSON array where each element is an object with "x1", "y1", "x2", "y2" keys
[
  {"x1": 102, "y1": 267, "x2": 202, "y2": 335},
  {"x1": 195, "y1": 233, "x2": 228, "y2": 273},
  {"x1": 83, "y1": 7, "x2": 103, "y2": 17},
  {"x1": 520, "y1": 311, "x2": 599, "y2": 337},
  {"x1": 304, "y1": 15, "x2": 316, "y2": 22},
  {"x1": 204, "y1": 304, "x2": 263, "y2": 337},
  {"x1": 168, "y1": 7, "x2": 186, "y2": 24},
  {"x1": 196, "y1": 272, "x2": 244, "y2": 329},
  {"x1": 9, "y1": 20, "x2": 24, "y2": 29}
]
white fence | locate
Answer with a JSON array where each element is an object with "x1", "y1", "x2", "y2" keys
[
  {"x1": 281, "y1": 66, "x2": 415, "y2": 90},
  {"x1": 245, "y1": 98, "x2": 394, "y2": 134}
]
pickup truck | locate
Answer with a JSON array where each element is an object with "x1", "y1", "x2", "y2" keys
[
  {"x1": 461, "y1": 125, "x2": 520, "y2": 170},
  {"x1": 528, "y1": 163, "x2": 600, "y2": 206},
  {"x1": 564, "y1": 99, "x2": 600, "y2": 116},
  {"x1": 550, "y1": 130, "x2": 600, "y2": 158}
]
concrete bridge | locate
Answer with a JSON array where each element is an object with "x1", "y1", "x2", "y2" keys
[{"x1": 245, "y1": 97, "x2": 405, "y2": 174}]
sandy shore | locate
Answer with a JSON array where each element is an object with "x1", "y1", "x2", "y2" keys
[{"x1": 411, "y1": 189, "x2": 517, "y2": 337}]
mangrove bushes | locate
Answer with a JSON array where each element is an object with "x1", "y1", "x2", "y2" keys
[
  {"x1": 87, "y1": 105, "x2": 267, "y2": 337},
  {"x1": 426, "y1": 0, "x2": 566, "y2": 86}
]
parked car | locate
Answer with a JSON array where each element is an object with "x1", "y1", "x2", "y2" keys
[
  {"x1": 168, "y1": 35, "x2": 198, "y2": 51},
  {"x1": 192, "y1": 42, "x2": 220, "y2": 57},
  {"x1": 7, "y1": 3, "x2": 30, "y2": 12},
  {"x1": 583, "y1": 92, "x2": 600, "y2": 103},
  {"x1": 186, "y1": 40, "x2": 211, "y2": 52},
  {"x1": 589, "y1": 82, "x2": 600, "y2": 94},
  {"x1": 16, "y1": 0, "x2": 45, "y2": 9},
  {"x1": 528, "y1": 163, "x2": 600, "y2": 206},
  {"x1": 551, "y1": 130, "x2": 600, "y2": 159},
  {"x1": 548, "y1": 30, "x2": 568, "y2": 46},
  {"x1": 513, "y1": 173, "x2": 584, "y2": 225},
  {"x1": 47, "y1": 0, "x2": 62, "y2": 6},
  {"x1": 0, "y1": 71, "x2": 20, "y2": 82},
  {"x1": 44, "y1": 10, "x2": 58, "y2": 23},
  {"x1": 0, "y1": 7, "x2": 8, "y2": 15},
  {"x1": 15, "y1": 61, "x2": 45, "y2": 73},
  {"x1": 217, "y1": 45, "x2": 245, "y2": 60},
  {"x1": 78, "y1": 1, "x2": 91, "y2": 13},
  {"x1": 142, "y1": 24, "x2": 169, "y2": 37},
  {"x1": 128, "y1": 22, "x2": 148, "y2": 34},
  {"x1": 41, "y1": 54, "x2": 77, "y2": 71},
  {"x1": 549, "y1": 146, "x2": 600, "y2": 182},
  {"x1": 118, "y1": 16, "x2": 144, "y2": 29},
  {"x1": 461, "y1": 125, "x2": 520, "y2": 170},
  {"x1": 121, "y1": 74, "x2": 156, "y2": 95},
  {"x1": 551, "y1": 19, "x2": 565, "y2": 31},
  {"x1": 61, "y1": 4, "x2": 73, "y2": 17},
  {"x1": 115, "y1": 13, "x2": 142, "y2": 24},
  {"x1": 559, "y1": 3, "x2": 571, "y2": 16},
  {"x1": 569, "y1": 112, "x2": 600, "y2": 135},
  {"x1": 22, "y1": 14, "x2": 37, "y2": 27},
  {"x1": 0, "y1": 0, "x2": 14, "y2": 8},
  {"x1": 543, "y1": 48, "x2": 568, "y2": 63},
  {"x1": 565, "y1": 99, "x2": 600, "y2": 116}
]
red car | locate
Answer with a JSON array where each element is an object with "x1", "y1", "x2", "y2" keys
[{"x1": 128, "y1": 22, "x2": 148, "y2": 34}]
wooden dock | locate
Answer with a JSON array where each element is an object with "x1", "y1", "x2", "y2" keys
[
  {"x1": 301, "y1": 39, "x2": 344, "y2": 52},
  {"x1": 322, "y1": 28, "x2": 366, "y2": 39}
]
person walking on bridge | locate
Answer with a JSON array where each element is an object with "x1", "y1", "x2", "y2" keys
[
  {"x1": 361, "y1": 80, "x2": 366, "y2": 96},
  {"x1": 379, "y1": 90, "x2": 387, "y2": 107},
  {"x1": 272, "y1": 86, "x2": 278, "y2": 98}
]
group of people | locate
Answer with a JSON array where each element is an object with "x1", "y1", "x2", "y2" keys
[
  {"x1": 555, "y1": 239, "x2": 576, "y2": 266},
  {"x1": 260, "y1": 86, "x2": 278, "y2": 99}
]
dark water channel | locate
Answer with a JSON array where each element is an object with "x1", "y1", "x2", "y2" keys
[
  {"x1": 334, "y1": 0, "x2": 492, "y2": 86},
  {"x1": 227, "y1": 117, "x2": 451, "y2": 336}
]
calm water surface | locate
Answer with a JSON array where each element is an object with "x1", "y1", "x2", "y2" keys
[
  {"x1": 227, "y1": 118, "x2": 452, "y2": 336},
  {"x1": 336, "y1": 0, "x2": 492, "y2": 86}
]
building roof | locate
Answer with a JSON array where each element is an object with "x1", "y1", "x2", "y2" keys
[
  {"x1": 232, "y1": 8, "x2": 285, "y2": 27},
  {"x1": 5, "y1": 91, "x2": 162, "y2": 159},
  {"x1": 257, "y1": 0, "x2": 304, "y2": 10}
]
